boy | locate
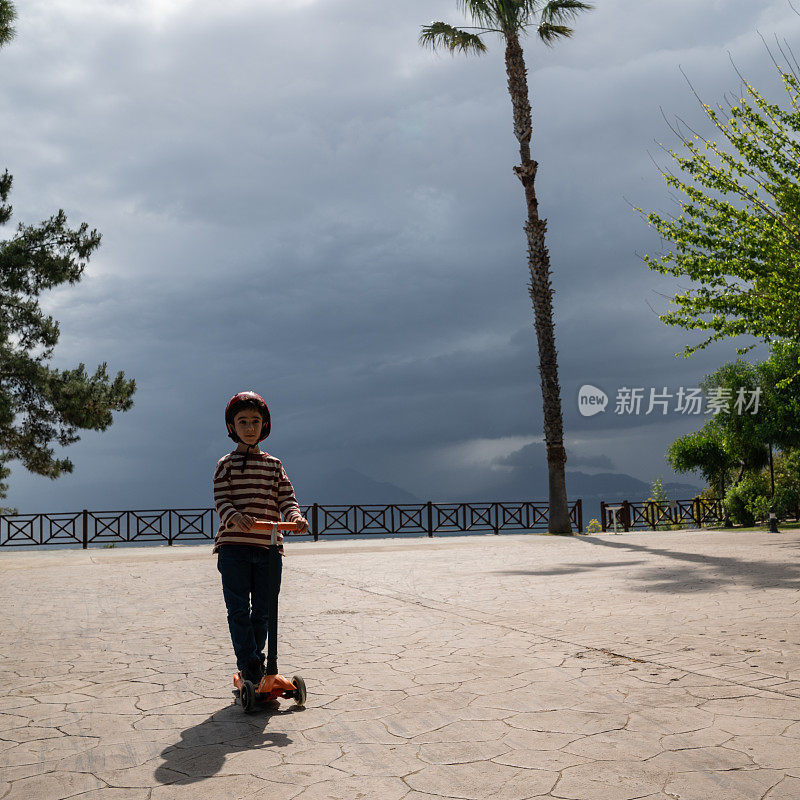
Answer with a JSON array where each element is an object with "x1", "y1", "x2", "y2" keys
[{"x1": 213, "y1": 390, "x2": 309, "y2": 684}]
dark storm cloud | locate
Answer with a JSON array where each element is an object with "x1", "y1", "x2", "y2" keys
[
  {"x1": 498, "y1": 443, "x2": 615, "y2": 472},
  {"x1": 1, "y1": 0, "x2": 796, "y2": 511}
]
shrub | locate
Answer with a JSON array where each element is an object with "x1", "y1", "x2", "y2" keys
[
  {"x1": 648, "y1": 476, "x2": 671, "y2": 530},
  {"x1": 772, "y1": 449, "x2": 800, "y2": 519},
  {"x1": 586, "y1": 518, "x2": 602, "y2": 534},
  {"x1": 724, "y1": 471, "x2": 770, "y2": 527}
]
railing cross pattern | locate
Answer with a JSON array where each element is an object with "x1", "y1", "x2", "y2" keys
[
  {"x1": 46, "y1": 517, "x2": 79, "y2": 540},
  {"x1": 436, "y1": 505, "x2": 461, "y2": 528},
  {"x1": 468, "y1": 505, "x2": 492, "y2": 527},
  {"x1": 361, "y1": 507, "x2": 388, "y2": 529},
  {"x1": 177, "y1": 513, "x2": 205, "y2": 534},
  {"x1": 397, "y1": 508, "x2": 424, "y2": 529},
  {"x1": 93, "y1": 514, "x2": 124, "y2": 537}
]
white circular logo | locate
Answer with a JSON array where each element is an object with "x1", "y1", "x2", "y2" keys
[{"x1": 578, "y1": 385, "x2": 608, "y2": 417}]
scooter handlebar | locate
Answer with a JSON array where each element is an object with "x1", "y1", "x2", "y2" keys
[
  {"x1": 251, "y1": 520, "x2": 301, "y2": 532},
  {"x1": 226, "y1": 519, "x2": 302, "y2": 532}
]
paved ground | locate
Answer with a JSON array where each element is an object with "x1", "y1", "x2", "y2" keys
[{"x1": 1, "y1": 528, "x2": 800, "y2": 800}]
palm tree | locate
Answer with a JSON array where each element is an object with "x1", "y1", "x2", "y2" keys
[{"x1": 420, "y1": 1, "x2": 593, "y2": 534}]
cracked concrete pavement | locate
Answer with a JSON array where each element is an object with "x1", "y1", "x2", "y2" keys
[{"x1": 1, "y1": 528, "x2": 799, "y2": 799}]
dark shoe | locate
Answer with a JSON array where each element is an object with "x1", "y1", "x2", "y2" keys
[
  {"x1": 260, "y1": 652, "x2": 278, "y2": 676},
  {"x1": 242, "y1": 657, "x2": 263, "y2": 684}
]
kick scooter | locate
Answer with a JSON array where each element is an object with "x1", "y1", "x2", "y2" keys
[{"x1": 229, "y1": 520, "x2": 308, "y2": 712}]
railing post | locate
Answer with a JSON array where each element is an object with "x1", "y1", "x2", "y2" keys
[
  {"x1": 427, "y1": 501, "x2": 433, "y2": 537},
  {"x1": 622, "y1": 500, "x2": 631, "y2": 532},
  {"x1": 577, "y1": 499, "x2": 583, "y2": 533},
  {"x1": 168, "y1": 511, "x2": 173, "y2": 546},
  {"x1": 493, "y1": 502, "x2": 499, "y2": 535},
  {"x1": 82, "y1": 509, "x2": 88, "y2": 549},
  {"x1": 312, "y1": 503, "x2": 319, "y2": 542},
  {"x1": 600, "y1": 501, "x2": 607, "y2": 532},
  {"x1": 648, "y1": 500, "x2": 656, "y2": 531},
  {"x1": 694, "y1": 497, "x2": 701, "y2": 529}
]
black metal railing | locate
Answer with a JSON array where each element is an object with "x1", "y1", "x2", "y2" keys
[
  {"x1": 599, "y1": 498, "x2": 724, "y2": 532},
  {"x1": 0, "y1": 499, "x2": 583, "y2": 548}
]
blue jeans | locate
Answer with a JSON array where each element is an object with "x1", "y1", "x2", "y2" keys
[{"x1": 216, "y1": 544, "x2": 282, "y2": 671}]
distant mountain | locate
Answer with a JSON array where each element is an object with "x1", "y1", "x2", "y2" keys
[
  {"x1": 300, "y1": 466, "x2": 701, "y2": 524},
  {"x1": 565, "y1": 471, "x2": 703, "y2": 502},
  {"x1": 441, "y1": 467, "x2": 703, "y2": 525},
  {"x1": 444, "y1": 467, "x2": 702, "y2": 504},
  {"x1": 305, "y1": 468, "x2": 420, "y2": 505}
]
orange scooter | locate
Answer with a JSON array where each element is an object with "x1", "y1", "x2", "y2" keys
[{"x1": 229, "y1": 520, "x2": 307, "y2": 712}]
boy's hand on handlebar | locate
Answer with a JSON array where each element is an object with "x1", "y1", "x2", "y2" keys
[
  {"x1": 229, "y1": 512, "x2": 255, "y2": 530},
  {"x1": 293, "y1": 516, "x2": 309, "y2": 534}
]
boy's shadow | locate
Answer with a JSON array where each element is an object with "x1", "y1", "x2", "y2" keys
[{"x1": 154, "y1": 698, "x2": 304, "y2": 785}]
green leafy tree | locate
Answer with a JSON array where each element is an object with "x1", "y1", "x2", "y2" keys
[
  {"x1": 755, "y1": 340, "x2": 800, "y2": 448},
  {"x1": 699, "y1": 358, "x2": 769, "y2": 485},
  {"x1": 668, "y1": 358, "x2": 770, "y2": 497},
  {"x1": 667, "y1": 343, "x2": 800, "y2": 525},
  {"x1": 667, "y1": 425, "x2": 735, "y2": 500},
  {"x1": 419, "y1": 0, "x2": 594, "y2": 534},
  {"x1": 0, "y1": 2, "x2": 136, "y2": 507},
  {"x1": 631, "y1": 41, "x2": 800, "y2": 373}
]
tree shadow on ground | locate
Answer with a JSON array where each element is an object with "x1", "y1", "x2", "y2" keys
[
  {"x1": 571, "y1": 535, "x2": 800, "y2": 593},
  {"x1": 154, "y1": 698, "x2": 302, "y2": 785},
  {"x1": 497, "y1": 559, "x2": 647, "y2": 576}
]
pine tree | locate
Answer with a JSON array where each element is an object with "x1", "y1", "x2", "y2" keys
[
  {"x1": 0, "y1": 1, "x2": 136, "y2": 507},
  {"x1": 0, "y1": 0, "x2": 15, "y2": 49}
]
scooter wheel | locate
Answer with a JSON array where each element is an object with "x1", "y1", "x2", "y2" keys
[
  {"x1": 241, "y1": 680, "x2": 256, "y2": 713},
  {"x1": 292, "y1": 675, "x2": 306, "y2": 707}
]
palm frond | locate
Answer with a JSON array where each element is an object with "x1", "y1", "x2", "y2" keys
[
  {"x1": 419, "y1": 22, "x2": 488, "y2": 55},
  {"x1": 456, "y1": 0, "x2": 497, "y2": 29},
  {"x1": 538, "y1": 0, "x2": 595, "y2": 26},
  {"x1": 537, "y1": 22, "x2": 575, "y2": 47},
  {"x1": 493, "y1": 0, "x2": 525, "y2": 31}
]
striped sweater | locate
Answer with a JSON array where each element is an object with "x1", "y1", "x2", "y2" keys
[{"x1": 212, "y1": 450, "x2": 302, "y2": 554}]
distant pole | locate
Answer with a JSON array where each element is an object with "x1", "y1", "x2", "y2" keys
[{"x1": 769, "y1": 504, "x2": 779, "y2": 533}]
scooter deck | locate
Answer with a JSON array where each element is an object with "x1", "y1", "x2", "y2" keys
[{"x1": 233, "y1": 672, "x2": 297, "y2": 701}]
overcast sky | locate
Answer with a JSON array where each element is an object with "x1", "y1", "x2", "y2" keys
[{"x1": 1, "y1": 0, "x2": 797, "y2": 514}]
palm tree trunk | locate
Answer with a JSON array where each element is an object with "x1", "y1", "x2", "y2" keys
[{"x1": 503, "y1": 29, "x2": 571, "y2": 534}]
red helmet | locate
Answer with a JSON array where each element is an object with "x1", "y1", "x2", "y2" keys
[{"x1": 225, "y1": 391, "x2": 271, "y2": 443}]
